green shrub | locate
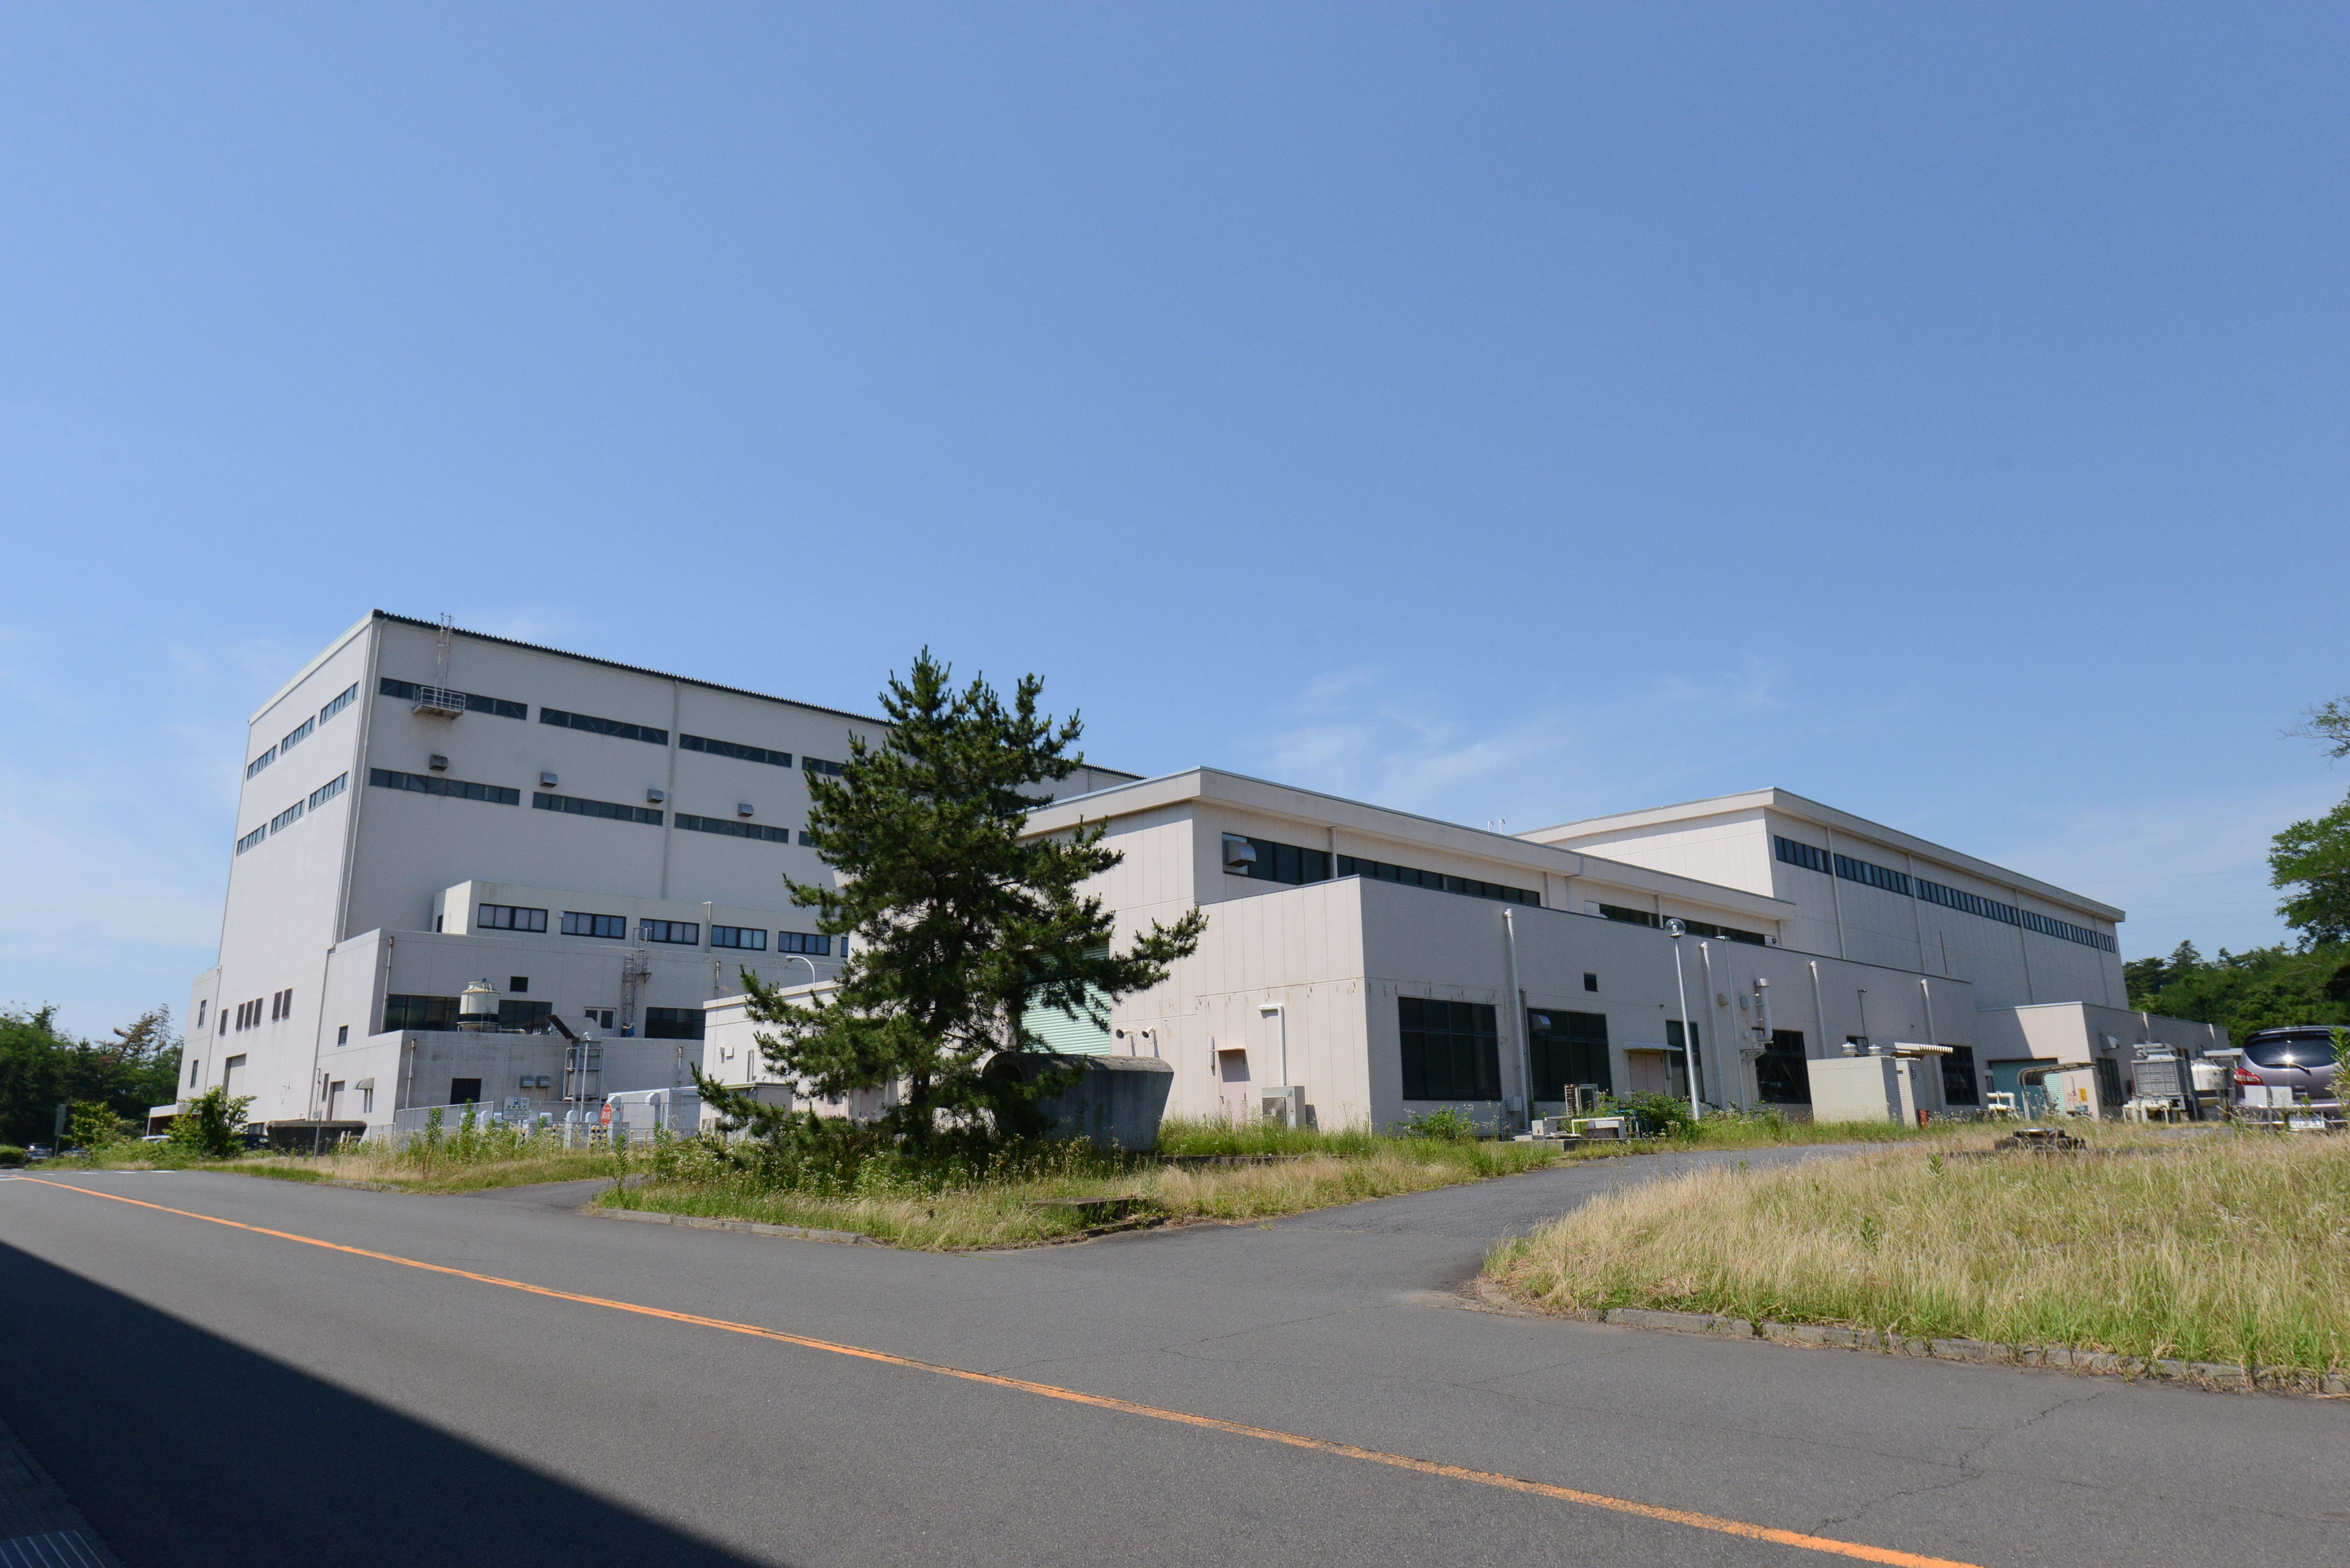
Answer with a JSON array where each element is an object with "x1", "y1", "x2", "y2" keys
[
  {"x1": 65, "y1": 1101, "x2": 128, "y2": 1152},
  {"x1": 1619, "y1": 1091, "x2": 1698, "y2": 1141},
  {"x1": 0, "y1": 1145, "x2": 26, "y2": 1168},
  {"x1": 167, "y1": 1085, "x2": 255, "y2": 1159},
  {"x1": 1393, "y1": 1106, "x2": 1478, "y2": 1142}
]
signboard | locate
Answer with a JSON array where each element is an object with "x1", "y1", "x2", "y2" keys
[
  {"x1": 598, "y1": 1101, "x2": 614, "y2": 1127},
  {"x1": 502, "y1": 1097, "x2": 532, "y2": 1121}
]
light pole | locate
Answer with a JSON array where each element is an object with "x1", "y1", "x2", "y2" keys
[{"x1": 1666, "y1": 919, "x2": 1701, "y2": 1123}]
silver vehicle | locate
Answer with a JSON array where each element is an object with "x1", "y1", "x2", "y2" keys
[{"x1": 2232, "y1": 1027, "x2": 2342, "y2": 1103}]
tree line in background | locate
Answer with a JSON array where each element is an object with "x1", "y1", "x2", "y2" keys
[
  {"x1": 0, "y1": 1006, "x2": 182, "y2": 1148},
  {"x1": 2125, "y1": 697, "x2": 2350, "y2": 1039}
]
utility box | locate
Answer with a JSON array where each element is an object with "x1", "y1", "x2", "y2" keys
[
  {"x1": 1809, "y1": 1056, "x2": 1932, "y2": 1125},
  {"x1": 1258, "y1": 1085, "x2": 1306, "y2": 1129}
]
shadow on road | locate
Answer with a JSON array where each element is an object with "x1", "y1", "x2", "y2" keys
[{"x1": 0, "y1": 1243, "x2": 776, "y2": 1568}]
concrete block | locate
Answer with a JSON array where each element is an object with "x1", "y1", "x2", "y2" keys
[{"x1": 1605, "y1": 1308, "x2": 1719, "y2": 1334}]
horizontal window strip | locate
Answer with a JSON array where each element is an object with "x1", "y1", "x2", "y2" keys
[
  {"x1": 539, "y1": 707, "x2": 668, "y2": 745},
  {"x1": 803, "y1": 756, "x2": 846, "y2": 778},
  {"x1": 234, "y1": 825, "x2": 267, "y2": 854},
  {"x1": 320, "y1": 682, "x2": 359, "y2": 723},
  {"x1": 377, "y1": 677, "x2": 527, "y2": 720},
  {"x1": 681, "y1": 734, "x2": 791, "y2": 767},
  {"x1": 245, "y1": 745, "x2": 277, "y2": 780},
  {"x1": 1778, "y1": 835, "x2": 2113, "y2": 953},
  {"x1": 1772, "y1": 835, "x2": 1831, "y2": 875},
  {"x1": 1833, "y1": 852, "x2": 1912, "y2": 897},
  {"x1": 1335, "y1": 852, "x2": 1539, "y2": 906},
  {"x1": 308, "y1": 773, "x2": 349, "y2": 811},
  {"x1": 269, "y1": 801, "x2": 304, "y2": 833},
  {"x1": 369, "y1": 768, "x2": 522, "y2": 805},
  {"x1": 676, "y1": 813, "x2": 792, "y2": 844},
  {"x1": 532, "y1": 790, "x2": 662, "y2": 825}
]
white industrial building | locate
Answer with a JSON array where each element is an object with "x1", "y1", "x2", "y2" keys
[
  {"x1": 974, "y1": 772, "x2": 2224, "y2": 1133},
  {"x1": 181, "y1": 610, "x2": 1132, "y2": 1130},
  {"x1": 188, "y1": 614, "x2": 2218, "y2": 1136}
]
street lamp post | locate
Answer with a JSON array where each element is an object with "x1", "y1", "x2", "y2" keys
[{"x1": 1666, "y1": 919, "x2": 1702, "y2": 1124}]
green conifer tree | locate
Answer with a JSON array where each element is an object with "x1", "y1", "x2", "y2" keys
[{"x1": 699, "y1": 652, "x2": 1204, "y2": 1150}]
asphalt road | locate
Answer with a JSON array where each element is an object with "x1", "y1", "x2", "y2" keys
[{"x1": 2, "y1": 1147, "x2": 2340, "y2": 1568}]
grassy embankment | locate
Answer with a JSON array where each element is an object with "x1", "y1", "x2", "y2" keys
[
  {"x1": 50, "y1": 1121, "x2": 625, "y2": 1194},
  {"x1": 598, "y1": 1112, "x2": 1960, "y2": 1249},
  {"x1": 1487, "y1": 1126, "x2": 2350, "y2": 1377},
  {"x1": 50, "y1": 1108, "x2": 1960, "y2": 1245}
]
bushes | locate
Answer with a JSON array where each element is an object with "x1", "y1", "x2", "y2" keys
[
  {"x1": 166, "y1": 1086, "x2": 254, "y2": 1159},
  {"x1": 0, "y1": 1145, "x2": 25, "y2": 1168}
]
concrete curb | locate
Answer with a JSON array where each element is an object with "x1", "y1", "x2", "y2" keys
[
  {"x1": 1465, "y1": 1279, "x2": 2350, "y2": 1398},
  {"x1": 586, "y1": 1205, "x2": 879, "y2": 1246}
]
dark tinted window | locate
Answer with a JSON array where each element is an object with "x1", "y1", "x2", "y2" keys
[
  {"x1": 1758, "y1": 1030, "x2": 1814, "y2": 1104},
  {"x1": 1528, "y1": 1009, "x2": 1611, "y2": 1100},
  {"x1": 644, "y1": 1007, "x2": 705, "y2": 1040},
  {"x1": 1399, "y1": 997, "x2": 1500, "y2": 1100}
]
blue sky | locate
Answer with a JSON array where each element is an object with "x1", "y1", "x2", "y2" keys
[{"x1": 3, "y1": 3, "x2": 2346, "y2": 1039}]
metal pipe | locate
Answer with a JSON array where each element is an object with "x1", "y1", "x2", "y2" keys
[
  {"x1": 1503, "y1": 908, "x2": 1529, "y2": 1131},
  {"x1": 1668, "y1": 923, "x2": 1700, "y2": 1120}
]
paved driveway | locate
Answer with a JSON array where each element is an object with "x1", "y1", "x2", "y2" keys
[{"x1": 1, "y1": 1151, "x2": 2337, "y2": 1568}]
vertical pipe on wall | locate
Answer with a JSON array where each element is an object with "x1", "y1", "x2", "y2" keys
[
  {"x1": 1808, "y1": 959, "x2": 1829, "y2": 1060},
  {"x1": 1502, "y1": 908, "x2": 1528, "y2": 1131}
]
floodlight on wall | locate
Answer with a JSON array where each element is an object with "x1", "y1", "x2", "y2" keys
[
  {"x1": 428, "y1": 754, "x2": 450, "y2": 771},
  {"x1": 1222, "y1": 834, "x2": 1257, "y2": 867},
  {"x1": 540, "y1": 771, "x2": 559, "y2": 787},
  {"x1": 738, "y1": 803, "x2": 755, "y2": 817},
  {"x1": 646, "y1": 788, "x2": 666, "y2": 804}
]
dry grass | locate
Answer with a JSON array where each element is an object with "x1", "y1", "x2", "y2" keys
[
  {"x1": 1487, "y1": 1127, "x2": 2350, "y2": 1375},
  {"x1": 63, "y1": 1135, "x2": 623, "y2": 1194},
  {"x1": 603, "y1": 1138, "x2": 1563, "y2": 1249}
]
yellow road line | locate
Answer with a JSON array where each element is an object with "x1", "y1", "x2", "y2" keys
[{"x1": 17, "y1": 1176, "x2": 1984, "y2": 1568}]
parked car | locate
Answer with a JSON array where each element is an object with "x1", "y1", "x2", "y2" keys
[{"x1": 2232, "y1": 1027, "x2": 2342, "y2": 1103}]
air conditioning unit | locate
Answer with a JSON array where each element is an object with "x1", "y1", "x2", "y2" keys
[{"x1": 1258, "y1": 1085, "x2": 1304, "y2": 1127}]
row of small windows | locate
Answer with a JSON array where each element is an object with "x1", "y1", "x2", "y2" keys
[
  {"x1": 248, "y1": 681, "x2": 361, "y2": 778},
  {"x1": 226, "y1": 990, "x2": 293, "y2": 1033},
  {"x1": 533, "y1": 790, "x2": 661, "y2": 825},
  {"x1": 379, "y1": 683, "x2": 854, "y2": 790},
  {"x1": 235, "y1": 773, "x2": 350, "y2": 854},
  {"x1": 676, "y1": 813, "x2": 803, "y2": 845},
  {"x1": 1593, "y1": 904, "x2": 1767, "y2": 946},
  {"x1": 681, "y1": 734, "x2": 792, "y2": 767},
  {"x1": 1773, "y1": 835, "x2": 2118, "y2": 953},
  {"x1": 478, "y1": 903, "x2": 831, "y2": 954},
  {"x1": 540, "y1": 707, "x2": 668, "y2": 746},
  {"x1": 372, "y1": 768, "x2": 522, "y2": 805},
  {"x1": 379, "y1": 678, "x2": 527, "y2": 720},
  {"x1": 1223, "y1": 835, "x2": 1540, "y2": 906}
]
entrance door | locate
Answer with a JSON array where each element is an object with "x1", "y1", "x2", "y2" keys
[
  {"x1": 1217, "y1": 1049, "x2": 1251, "y2": 1121},
  {"x1": 327, "y1": 1081, "x2": 345, "y2": 1119}
]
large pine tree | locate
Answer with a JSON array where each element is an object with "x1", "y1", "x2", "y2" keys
[{"x1": 699, "y1": 652, "x2": 1202, "y2": 1147}]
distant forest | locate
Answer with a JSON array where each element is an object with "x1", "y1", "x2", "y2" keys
[
  {"x1": 0, "y1": 1006, "x2": 182, "y2": 1148},
  {"x1": 2123, "y1": 695, "x2": 2350, "y2": 1041}
]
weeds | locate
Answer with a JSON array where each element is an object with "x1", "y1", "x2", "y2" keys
[{"x1": 1487, "y1": 1125, "x2": 2350, "y2": 1375}]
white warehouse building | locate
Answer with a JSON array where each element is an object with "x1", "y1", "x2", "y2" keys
[
  {"x1": 190, "y1": 615, "x2": 2218, "y2": 1136},
  {"x1": 996, "y1": 771, "x2": 2224, "y2": 1133},
  {"x1": 182, "y1": 610, "x2": 1133, "y2": 1130}
]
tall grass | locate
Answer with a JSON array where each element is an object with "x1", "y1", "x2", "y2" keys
[
  {"x1": 603, "y1": 1126, "x2": 1560, "y2": 1248},
  {"x1": 1488, "y1": 1129, "x2": 2350, "y2": 1375}
]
